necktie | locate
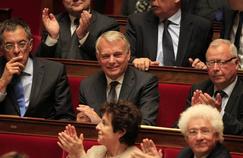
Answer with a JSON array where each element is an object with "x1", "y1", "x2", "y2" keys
[
  {"x1": 135, "y1": 0, "x2": 150, "y2": 13},
  {"x1": 13, "y1": 76, "x2": 26, "y2": 117},
  {"x1": 234, "y1": 12, "x2": 243, "y2": 50},
  {"x1": 74, "y1": 18, "x2": 80, "y2": 26},
  {"x1": 107, "y1": 81, "x2": 119, "y2": 103},
  {"x1": 163, "y1": 20, "x2": 175, "y2": 66},
  {"x1": 214, "y1": 90, "x2": 227, "y2": 98}
]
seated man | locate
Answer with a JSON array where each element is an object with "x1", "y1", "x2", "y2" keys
[
  {"x1": 76, "y1": 31, "x2": 160, "y2": 125},
  {"x1": 125, "y1": 0, "x2": 212, "y2": 71},
  {"x1": 186, "y1": 39, "x2": 243, "y2": 135},
  {"x1": 0, "y1": 18, "x2": 75, "y2": 120},
  {"x1": 36, "y1": 0, "x2": 119, "y2": 60},
  {"x1": 132, "y1": 104, "x2": 231, "y2": 158}
]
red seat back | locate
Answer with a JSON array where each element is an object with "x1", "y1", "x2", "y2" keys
[
  {"x1": 163, "y1": 146, "x2": 182, "y2": 158},
  {"x1": 68, "y1": 76, "x2": 85, "y2": 111},
  {"x1": 157, "y1": 83, "x2": 191, "y2": 127},
  {"x1": 0, "y1": 133, "x2": 63, "y2": 158}
]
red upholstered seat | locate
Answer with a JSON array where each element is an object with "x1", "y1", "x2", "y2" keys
[
  {"x1": 32, "y1": 35, "x2": 41, "y2": 53},
  {"x1": 231, "y1": 152, "x2": 243, "y2": 158},
  {"x1": 157, "y1": 83, "x2": 191, "y2": 127},
  {"x1": 163, "y1": 146, "x2": 182, "y2": 158},
  {"x1": 68, "y1": 76, "x2": 85, "y2": 111},
  {"x1": 0, "y1": 133, "x2": 63, "y2": 158}
]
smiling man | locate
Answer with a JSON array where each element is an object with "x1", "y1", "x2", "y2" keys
[
  {"x1": 36, "y1": 0, "x2": 119, "y2": 60},
  {"x1": 185, "y1": 39, "x2": 243, "y2": 135},
  {"x1": 76, "y1": 31, "x2": 159, "y2": 125}
]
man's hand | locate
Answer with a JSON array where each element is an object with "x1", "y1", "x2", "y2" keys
[
  {"x1": 189, "y1": 58, "x2": 207, "y2": 70},
  {"x1": 191, "y1": 89, "x2": 222, "y2": 111},
  {"x1": 76, "y1": 104, "x2": 101, "y2": 124},
  {"x1": 0, "y1": 56, "x2": 24, "y2": 91},
  {"x1": 76, "y1": 10, "x2": 92, "y2": 39},
  {"x1": 42, "y1": 8, "x2": 60, "y2": 39},
  {"x1": 133, "y1": 58, "x2": 160, "y2": 71}
]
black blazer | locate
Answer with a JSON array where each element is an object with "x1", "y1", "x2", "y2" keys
[
  {"x1": 36, "y1": 10, "x2": 119, "y2": 60},
  {"x1": 125, "y1": 10, "x2": 212, "y2": 67},
  {"x1": 186, "y1": 78, "x2": 243, "y2": 135},
  {"x1": 177, "y1": 143, "x2": 231, "y2": 158},
  {"x1": 79, "y1": 66, "x2": 160, "y2": 125},
  {"x1": 0, "y1": 57, "x2": 75, "y2": 120}
]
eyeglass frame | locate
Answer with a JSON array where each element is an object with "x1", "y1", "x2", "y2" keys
[
  {"x1": 186, "y1": 127, "x2": 215, "y2": 137},
  {"x1": 206, "y1": 57, "x2": 237, "y2": 67},
  {"x1": 1, "y1": 39, "x2": 32, "y2": 53}
]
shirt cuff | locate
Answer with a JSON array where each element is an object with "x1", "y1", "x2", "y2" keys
[
  {"x1": 0, "y1": 91, "x2": 7, "y2": 102},
  {"x1": 45, "y1": 35, "x2": 59, "y2": 46},
  {"x1": 78, "y1": 32, "x2": 89, "y2": 46}
]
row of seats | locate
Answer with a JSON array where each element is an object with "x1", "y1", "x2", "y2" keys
[
  {"x1": 1, "y1": 133, "x2": 243, "y2": 158},
  {"x1": 67, "y1": 75, "x2": 191, "y2": 127}
]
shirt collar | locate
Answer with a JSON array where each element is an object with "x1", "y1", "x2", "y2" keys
[
  {"x1": 106, "y1": 74, "x2": 125, "y2": 86},
  {"x1": 214, "y1": 77, "x2": 238, "y2": 97},
  {"x1": 161, "y1": 9, "x2": 181, "y2": 25},
  {"x1": 22, "y1": 57, "x2": 33, "y2": 76}
]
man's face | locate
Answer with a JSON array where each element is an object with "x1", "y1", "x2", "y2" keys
[
  {"x1": 63, "y1": 0, "x2": 91, "y2": 16},
  {"x1": 185, "y1": 118, "x2": 219, "y2": 158},
  {"x1": 228, "y1": 0, "x2": 243, "y2": 11},
  {"x1": 150, "y1": 0, "x2": 179, "y2": 19},
  {"x1": 1, "y1": 26, "x2": 32, "y2": 66},
  {"x1": 96, "y1": 38, "x2": 130, "y2": 80},
  {"x1": 206, "y1": 43, "x2": 238, "y2": 89}
]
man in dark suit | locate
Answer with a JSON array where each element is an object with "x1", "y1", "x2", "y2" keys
[
  {"x1": 36, "y1": 0, "x2": 119, "y2": 60},
  {"x1": 221, "y1": 0, "x2": 243, "y2": 68},
  {"x1": 125, "y1": 0, "x2": 212, "y2": 71},
  {"x1": 0, "y1": 18, "x2": 75, "y2": 120},
  {"x1": 76, "y1": 31, "x2": 159, "y2": 125},
  {"x1": 186, "y1": 39, "x2": 243, "y2": 135}
]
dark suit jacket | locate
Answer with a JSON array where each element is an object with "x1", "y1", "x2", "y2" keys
[
  {"x1": 125, "y1": 10, "x2": 212, "y2": 67},
  {"x1": 0, "y1": 56, "x2": 75, "y2": 120},
  {"x1": 221, "y1": 8, "x2": 236, "y2": 39},
  {"x1": 186, "y1": 78, "x2": 243, "y2": 135},
  {"x1": 79, "y1": 66, "x2": 159, "y2": 125},
  {"x1": 36, "y1": 10, "x2": 119, "y2": 60},
  {"x1": 177, "y1": 143, "x2": 231, "y2": 158}
]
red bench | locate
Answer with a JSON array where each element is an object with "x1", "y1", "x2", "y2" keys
[{"x1": 0, "y1": 133, "x2": 63, "y2": 158}]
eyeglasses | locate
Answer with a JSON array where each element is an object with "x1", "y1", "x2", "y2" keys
[
  {"x1": 2, "y1": 40, "x2": 30, "y2": 52},
  {"x1": 187, "y1": 127, "x2": 213, "y2": 137},
  {"x1": 206, "y1": 57, "x2": 237, "y2": 67}
]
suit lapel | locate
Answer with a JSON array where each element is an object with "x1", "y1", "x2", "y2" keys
[
  {"x1": 28, "y1": 58, "x2": 44, "y2": 112},
  {"x1": 176, "y1": 13, "x2": 193, "y2": 66},
  {"x1": 146, "y1": 12, "x2": 159, "y2": 60},
  {"x1": 119, "y1": 67, "x2": 135, "y2": 100},
  {"x1": 225, "y1": 79, "x2": 242, "y2": 113}
]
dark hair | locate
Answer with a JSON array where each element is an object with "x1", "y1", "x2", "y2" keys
[
  {"x1": 0, "y1": 18, "x2": 32, "y2": 45},
  {"x1": 100, "y1": 100, "x2": 142, "y2": 146},
  {"x1": 0, "y1": 151, "x2": 28, "y2": 158}
]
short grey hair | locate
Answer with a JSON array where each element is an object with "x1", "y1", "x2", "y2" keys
[
  {"x1": 207, "y1": 39, "x2": 238, "y2": 57},
  {"x1": 95, "y1": 31, "x2": 130, "y2": 54},
  {"x1": 178, "y1": 104, "x2": 224, "y2": 142}
]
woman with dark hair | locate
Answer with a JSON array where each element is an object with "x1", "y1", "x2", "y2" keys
[{"x1": 58, "y1": 100, "x2": 142, "y2": 158}]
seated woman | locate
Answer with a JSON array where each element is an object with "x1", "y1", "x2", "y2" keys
[
  {"x1": 57, "y1": 100, "x2": 142, "y2": 158},
  {"x1": 132, "y1": 104, "x2": 231, "y2": 158}
]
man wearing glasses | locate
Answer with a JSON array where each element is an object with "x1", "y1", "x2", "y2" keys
[
  {"x1": 0, "y1": 18, "x2": 75, "y2": 120},
  {"x1": 186, "y1": 39, "x2": 243, "y2": 135}
]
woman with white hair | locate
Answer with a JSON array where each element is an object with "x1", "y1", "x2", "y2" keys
[{"x1": 177, "y1": 104, "x2": 231, "y2": 158}]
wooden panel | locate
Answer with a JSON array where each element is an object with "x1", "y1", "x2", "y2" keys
[{"x1": 0, "y1": 116, "x2": 243, "y2": 153}]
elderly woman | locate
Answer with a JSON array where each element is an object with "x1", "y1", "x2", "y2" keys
[
  {"x1": 132, "y1": 104, "x2": 231, "y2": 158},
  {"x1": 58, "y1": 100, "x2": 142, "y2": 158},
  {"x1": 178, "y1": 104, "x2": 231, "y2": 158}
]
